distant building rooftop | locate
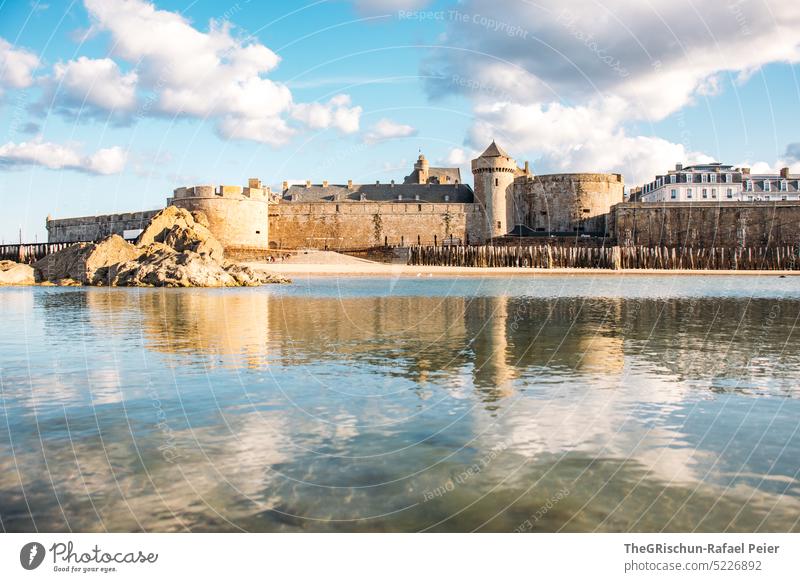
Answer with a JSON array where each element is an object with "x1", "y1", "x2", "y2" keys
[{"x1": 282, "y1": 182, "x2": 474, "y2": 203}]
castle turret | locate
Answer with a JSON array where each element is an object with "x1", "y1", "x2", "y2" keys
[
  {"x1": 471, "y1": 141, "x2": 517, "y2": 242},
  {"x1": 413, "y1": 153, "x2": 429, "y2": 184}
]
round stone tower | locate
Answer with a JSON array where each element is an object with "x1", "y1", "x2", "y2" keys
[
  {"x1": 170, "y1": 180, "x2": 270, "y2": 260},
  {"x1": 471, "y1": 141, "x2": 518, "y2": 242},
  {"x1": 413, "y1": 153, "x2": 430, "y2": 184}
]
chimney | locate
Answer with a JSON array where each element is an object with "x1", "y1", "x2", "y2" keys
[
  {"x1": 347, "y1": 179, "x2": 353, "y2": 190},
  {"x1": 524, "y1": 161, "x2": 529, "y2": 174},
  {"x1": 741, "y1": 167, "x2": 750, "y2": 175},
  {"x1": 322, "y1": 180, "x2": 329, "y2": 188},
  {"x1": 305, "y1": 180, "x2": 311, "y2": 188},
  {"x1": 675, "y1": 163, "x2": 683, "y2": 171},
  {"x1": 780, "y1": 167, "x2": 790, "y2": 178},
  {"x1": 376, "y1": 180, "x2": 380, "y2": 185},
  {"x1": 390, "y1": 179, "x2": 395, "y2": 187},
  {"x1": 248, "y1": 178, "x2": 261, "y2": 189},
  {"x1": 282, "y1": 181, "x2": 288, "y2": 191}
]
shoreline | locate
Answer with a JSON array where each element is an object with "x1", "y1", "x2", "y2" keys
[{"x1": 250, "y1": 262, "x2": 800, "y2": 277}]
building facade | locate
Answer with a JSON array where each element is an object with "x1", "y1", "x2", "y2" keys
[{"x1": 640, "y1": 163, "x2": 800, "y2": 203}]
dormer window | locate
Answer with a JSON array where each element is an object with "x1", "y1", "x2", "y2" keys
[
  {"x1": 701, "y1": 174, "x2": 708, "y2": 183},
  {"x1": 780, "y1": 180, "x2": 788, "y2": 191},
  {"x1": 710, "y1": 174, "x2": 717, "y2": 183},
  {"x1": 725, "y1": 173, "x2": 732, "y2": 183},
  {"x1": 670, "y1": 174, "x2": 676, "y2": 184},
  {"x1": 745, "y1": 180, "x2": 752, "y2": 191},
  {"x1": 764, "y1": 180, "x2": 770, "y2": 192},
  {"x1": 685, "y1": 173, "x2": 692, "y2": 183}
]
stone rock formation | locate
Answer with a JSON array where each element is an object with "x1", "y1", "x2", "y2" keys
[
  {"x1": 34, "y1": 235, "x2": 142, "y2": 285},
  {"x1": 0, "y1": 260, "x2": 36, "y2": 285},
  {"x1": 135, "y1": 205, "x2": 224, "y2": 260},
  {"x1": 33, "y1": 206, "x2": 287, "y2": 287}
]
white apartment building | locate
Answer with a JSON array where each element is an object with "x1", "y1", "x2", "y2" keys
[{"x1": 639, "y1": 163, "x2": 800, "y2": 203}]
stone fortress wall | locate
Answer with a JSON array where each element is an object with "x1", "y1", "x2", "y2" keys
[
  {"x1": 46, "y1": 210, "x2": 160, "y2": 243},
  {"x1": 170, "y1": 179, "x2": 271, "y2": 257},
  {"x1": 512, "y1": 173, "x2": 624, "y2": 235},
  {"x1": 269, "y1": 202, "x2": 484, "y2": 249},
  {"x1": 611, "y1": 201, "x2": 800, "y2": 247}
]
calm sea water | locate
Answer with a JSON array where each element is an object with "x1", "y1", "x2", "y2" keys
[{"x1": 1, "y1": 275, "x2": 800, "y2": 532}]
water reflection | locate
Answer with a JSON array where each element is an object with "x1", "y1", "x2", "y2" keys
[{"x1": 1, "y1": 278, "x2": 799, "y2": 532}]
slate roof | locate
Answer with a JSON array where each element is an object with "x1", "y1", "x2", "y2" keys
[
  {"x1": 283, "y1": 182, "x2": 474, "y2": 203},
  {"x1": 479, "y1": 140, "x2": 511, "y2": 158}
]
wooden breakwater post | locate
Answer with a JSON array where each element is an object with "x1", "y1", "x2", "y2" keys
[{"x1": 406, "y1": 244, "x2": 800, "y2": 271}]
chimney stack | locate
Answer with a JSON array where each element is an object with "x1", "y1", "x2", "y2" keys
[
  {"x1": 322, "y1": 180, "x2": 329, "y2": 188},
  {"x1": 741, "y1": 167, "x2": 750, "y2": 175},
  {"x1": 675, "y1": 163, "x2": 683, "y2": 171},
  {"x1": 248, "y1": 178, "x2": 261, "y2": 189},
  {"x1": 282, "y1": 181, "x2": 288, "y2": 191},
  {"x1": 347, "y1": 179, "x2": 353, "y2": 190},
  {"x1": 780, "y1": 167, "x2": 790, "y2": 178},
  {"x1": 524, "y1": 161, "x2": 529, "y2": 174},
  {"x1": 305, "y1": 180, "x2": 311, "y2": 188}
]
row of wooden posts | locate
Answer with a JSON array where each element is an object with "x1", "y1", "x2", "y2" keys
[
  {"x1": 0, "y1": 242, "x2": 82, "y2": 264},
  {"x1": 407, "y1": 244, "x2": 800, "y2": 270}
]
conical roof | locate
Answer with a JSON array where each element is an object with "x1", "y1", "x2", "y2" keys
[{"x1": 479, "y1": 140, "x2": 511, "y2": 158}]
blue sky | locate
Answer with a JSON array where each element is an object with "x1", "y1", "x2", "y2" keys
[{"x1": 1, "y1": 0, "x2": 799, "y2": 242}]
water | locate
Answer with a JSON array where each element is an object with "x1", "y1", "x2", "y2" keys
[{"x1": 1, "y1": 275, "x2": 800, "y2": 532}]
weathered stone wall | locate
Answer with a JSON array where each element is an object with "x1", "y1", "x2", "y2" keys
[
  {"x1": 610, "y1": 201, "x2": 800, "y2": 246},
  {"x1": 172, "y1": 195, "x2": 269, "y2": 255},
  {"x1": 46, "y1": 210, "x2": 161, "y2": 243},
  {"x1": 512, "y1": 173, "x2": 624, "y2": 234},
  {"x1": 269, "y1": 202, "x2": 483, "y2": 249}
]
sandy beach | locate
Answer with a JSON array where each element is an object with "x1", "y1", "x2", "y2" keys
[{"x1": 248, "y1": 251, "x2": 800, "y2": 277}]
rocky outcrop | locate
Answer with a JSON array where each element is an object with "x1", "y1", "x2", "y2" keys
[
  {"x1": 135, "y1": 205, "x2": 223, "y2": 260},
  {"x1": 32, "y1": 206, "x2": 287, "y2": 287},
  {"x1": 34, "y1": 235, "x2": 142, "y2": 285},
  {"x1": 0, "y1": 260, "x2": 36, "y2": 285}
]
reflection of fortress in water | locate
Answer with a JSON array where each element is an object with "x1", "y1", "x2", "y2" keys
[{"x1": 76, "y1": 289, "x2": 799, "y2": 401}]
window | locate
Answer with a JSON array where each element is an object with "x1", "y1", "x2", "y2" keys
[
  {"x1": 582, "y1": 208, "x2": 591, "y2": 213},
  {"x1": 702, "y1": 174, "x2": 708, "y2": 183},
  {"x1": 670, "y1": 175, "x2": 676, "y2": 184},
  {"x1": 711, "y1": 188, "x2": 717, "y2": 198},
  {"x1": 747, "y1": 195, "x2": 754, "y2": 201},
  {"x1": 702, "y1": 188, "x2": 708, "y2": 198},
  {"x1": 685, "y1": 173, "x2": 693, "y2": 183},
  {"x1": 782, "y1": 195, "x2": 788, "y2": 201},
  {"x1": 710, "y1": 174, "x2": 717, "y2": 183},
  {"x1": 727, "y1": 188, "x2": 733, "y2": 198},
  {"x1": 781, "y1": 180, "x2": 788, "y2": 191},
  {"x1": 764, "y1": 180, "x2": 771, "y2": 192},
  {"x1": 745, "y1": 180, "x2": 752, "y2": 191},
  {"x1": 725, "y1": 173, "x2": 732, "y2": 183},
  {"x1": 496, "y1": 221, "x2": 502, "y2": 229},
  {"x1": 687, "y1": 188, "x2": 693, "y2": 199},
  {"x1": 671, "y1": 189, "x2": 677, "y2": 199},
  {"x1": 495, "y1": 178, "x2": 499, "y2": 186}
]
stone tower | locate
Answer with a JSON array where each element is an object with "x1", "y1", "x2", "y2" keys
[
  {"x1": 471, "y1": 141, "x2": 518, "y2": 242},
  {"x1": 413, "y1": 153, "x2": 429, "y2": 184}
]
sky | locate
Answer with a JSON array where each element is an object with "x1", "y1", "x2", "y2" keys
[{"x1": 1, "y1": 0, "x2": 799, "y2": 242}]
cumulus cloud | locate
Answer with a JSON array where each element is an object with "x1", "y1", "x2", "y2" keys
[
  {"x1": 0, "y1": 139, "x2": 126, "y2": 174},
  {"x1": 363, "y1": 118, "x2": 417, "y2": 143},
  {"x1": 45, "y1": 56, "x2": 138, "y2": 119},
  {"x1": 291, "y1": 94, "x2": 362, "y2": 134},
  {"x1": 70, "y1": 0, "x2": 360, "y2": 143},
  {"x1": 422, "y1": 0, "x2": 800, "y2": 184},
  {"x1": 0, "y1": 37, "x2": 40, "y2": 93}
]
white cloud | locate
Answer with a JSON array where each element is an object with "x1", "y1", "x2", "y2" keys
[
  {"x1": 424, "y1": 0, "x2": 800, "y2": 185},
  {"x1": 76, "y1": 0, "x2": 360, "y2": 144},
  {"x1": 443, "y1": 147, "x2": 469, "y2": 165},
  {"x1": 50, "y1": 56, "x2": 138, "y2": 115},
  {"x1": 0, "y1": 37, "x2": 40, "y2": 93},
  {"x1": 290, "y1": 94, "x2": 362, "y2": 134},
  {"x1": 0, "y1": 139, "x2": 126, "y2": 174},
  {"x1": 363, "y1": 118, "x2": 417, "y2": 143}
]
